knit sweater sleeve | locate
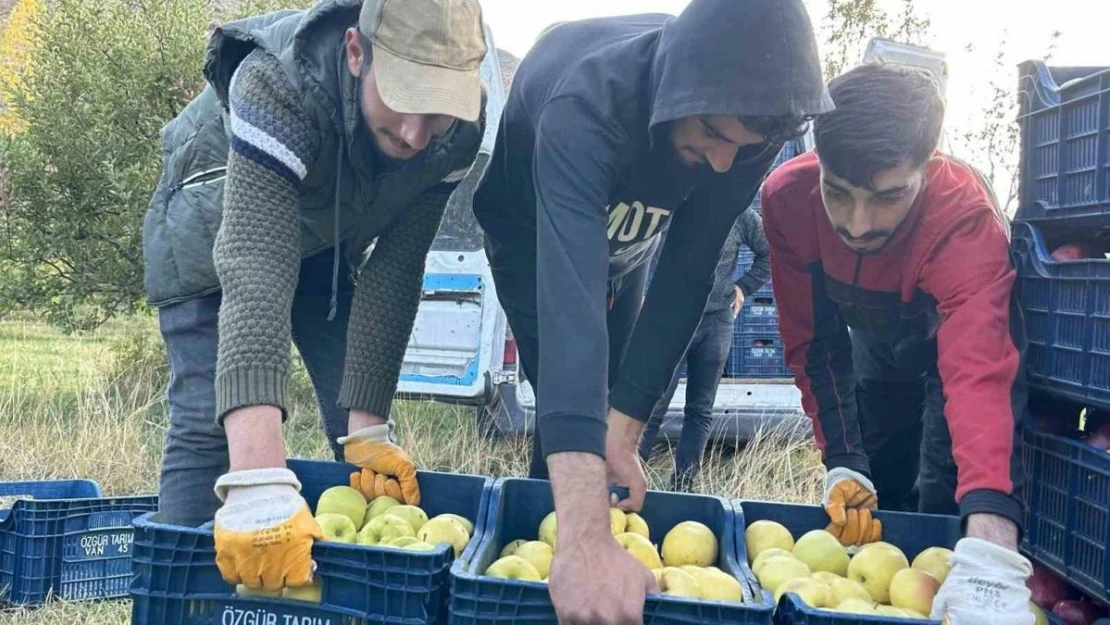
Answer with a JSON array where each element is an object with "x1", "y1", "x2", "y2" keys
[
  {"x1": 338, "y1": 172, "x2": 469, "y2": 419},
  {"x1": 212, "y1": 50, "x2": 320, "y2": 424}
]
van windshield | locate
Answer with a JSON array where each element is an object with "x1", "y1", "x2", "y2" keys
[{"x1": 431, "y1": 154, "x2": 488, "y2": 252}]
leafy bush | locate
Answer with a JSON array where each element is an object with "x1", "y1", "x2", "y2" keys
[{"x1": 0, "y1": 0, "x2": 314, "y2": 331}]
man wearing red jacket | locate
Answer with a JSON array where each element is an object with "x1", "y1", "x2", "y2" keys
[{"x1": 762, "y1": 64, "x2": 1034, "y2": 624}]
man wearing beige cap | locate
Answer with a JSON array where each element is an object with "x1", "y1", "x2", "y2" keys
[{"x1": 140, "y1": 0, "x2": 486, "y2": 591}]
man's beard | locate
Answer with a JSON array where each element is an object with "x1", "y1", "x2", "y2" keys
[{"x1": 355, "y1": 74, "x2": 407, "y2": 171}]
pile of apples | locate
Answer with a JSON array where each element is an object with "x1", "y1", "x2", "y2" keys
[
  {"x1": 1028, "y1": 564, "x2": 1107, "y2": 625},
  {"x1": 483, "y1": 507, "x2": 748, "y2": 603},
  {"x1": 236, "y1": 485, "x2": 474, "y2": 603},
  {"x1": 745, "y1": 520, "x2": 950, "y2": 619}
]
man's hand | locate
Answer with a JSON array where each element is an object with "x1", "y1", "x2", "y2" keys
[
  {"x1": 823, "y1": 467, "x2": 882, "y2": 545},
  {"x1": 730, "y1": 286, "x2": 745, "y2": 318},
  {"x1": 213, "y1": 468, "x2": 323, "y2": 591},
  {"x1": 931, "y1": 516, "x2": 1033, "y2": 625},
  {"x1": 339, "y1": 418, "x2": 420, "y2": 505},
  {"x1": 547, "y1": 452, "x2": 657, "y2": 624},
  {"x1": 606, "y1": 408, "x2": 648, "y2": 512}
]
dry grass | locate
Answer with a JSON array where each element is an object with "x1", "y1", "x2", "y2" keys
[{"x1": 0, "y1": 317, "x2": 822, "y2": 624}]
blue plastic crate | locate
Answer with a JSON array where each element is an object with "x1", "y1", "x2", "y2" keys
[
  {"x1": 450, "y1": 477, "x2": 774, "y2": 625},
  {"x1": 129, "y1": 459, "x2": 493, "y2": 625},
  {"x1": 0, "y1": 479, "x2": 157, "y2": 606},
  {"x1": 1016, "y1": 60, "x2": 1110, "y2": 225},
  {"x1": 737, "y1": 286, "x2": 779, "y2": 334},
  {"x1": 1020, "y1": 423, "x2": 1110, "y2": 605},
  {"x1": 736, "y1": 500, "x2": 963, "y2": 624},
  {"x1": 727, "y1": 333, "x2": 791, "y2": 378},
  {"x1": 1011, "y1": 221, "x2": 1110, "y2": 410}
]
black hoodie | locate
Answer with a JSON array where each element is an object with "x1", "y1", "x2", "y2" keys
[{"x1": 472, "y1": 0, "x2": 831, "y2": 459}]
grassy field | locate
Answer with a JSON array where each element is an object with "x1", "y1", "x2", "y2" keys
[{"x1": 0, "y1": 316, "x2": 823, "y2": 624}]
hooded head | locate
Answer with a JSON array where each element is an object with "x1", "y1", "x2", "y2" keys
[{"x1": 649, "y1": 0, "x2": 832, "y2": 173}]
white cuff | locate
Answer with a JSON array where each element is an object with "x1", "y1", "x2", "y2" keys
[
  {"x1": 214, "y1": 467, "x2": 301, "y2": 503},
  {"x1": 822, "y1": 467, "x2": 877, "y2": 506},
  {"x1": 337, "y1": 422, "x2": 393, "y2": 446},
  {"x1": 953, "y1": 537, "x2": 1032, "y2": 576}
]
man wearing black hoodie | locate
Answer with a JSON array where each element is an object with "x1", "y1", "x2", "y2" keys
[{"x1": 471, "y1": 0, "x2": 831, "y2": 621}]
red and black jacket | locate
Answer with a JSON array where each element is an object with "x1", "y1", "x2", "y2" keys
[{"x1": 762, "y1": 150, "x2": 1027, "y2": 528}]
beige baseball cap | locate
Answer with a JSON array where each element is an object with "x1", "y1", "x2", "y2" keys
[{"x1": 359, "y1": 0, "x2": 487, "y2": 122}]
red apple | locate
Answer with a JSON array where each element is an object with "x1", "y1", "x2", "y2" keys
[
  {"x1": 1052, "y1": 243, "x2": 1088, "y2": 261},
  {"x1": 1028, "y1": 564, "x2": 1071, "y2": 610},
  {"x1": 1053, "y1": 600, "x2": 1101, "y2": 625},
  {"x1": 1082, "y1": 429, "x2": 1110, "y2": 451}
]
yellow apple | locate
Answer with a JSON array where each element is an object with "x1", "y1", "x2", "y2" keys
[
  {"x1": 792, "y1": 529, "x2": 850, "y2": 577},
  {"x1": 500, "y1": 539, "x2": 527, "y2": 558},
  {"x1": 236, "y1": 584, "x2": 283, "y2": 598},
  {"x1": 689, "y1": 568, "x2": 744, "y2": 602},
  {"x1": 316, "y1": 513, "x2": 358, "y2": 544},
  {"x1": 745, "y1": 520, "x2": 795, "y2": 564},
  {"x1": 658, "y1": 567, "x2": 702, "y2": 599},
  {"x1": 365, "y1": 495, "x2": 401, "y2": 523},
  {"x1": 357, "y1": 513, "x2": 415, "y2": 546},
  {"x1": 610, "y1": 508, "x2": 628, "y2": 535},
  {"x1": 538, "y1": 512, "x2": 557, "y2": 547},
  {"x1": 876, "y1": 605, "x2": 913, "y2": 618},
  {"x1": 889, "y1": 568, "x2": 939, "y2": 617},
  {"x1": 403, "y1": 541, "x2": 437, "y2": 551},
  {"x1": 811, "y1": 571, "x2": 842, "y2": 585},
  {"x1": 833, "y1": 597, "x2": 880, "y2": 614},
  {"x1": 315, "y1": 486, "x2": 367, "y2": 530},
  {"x1": 1031, "y1": 601, "x2": 1049, "y2": 625},
  {"x1": 661, "y1": 521, "x2": 718, "y2": 567},
  {"x1": 485, "y1": 555, "x2": 542, "y2": 581},
  {"x1": 436, "y1": 513, "x2": 474, "y2": 535},
  {"x1": 847, "y1": 544, "x2": 908, "y2": 604},
  {"x1": 827, "y1": 576, "x2": 872, "y2": 605},
  {"x1": 387, "y1": 536, "x2": 421, "y2": 548},
  {"x1": 626, "y1": 513, "x2": 650, "y2": 539},
  {"x1": 616, "y1": 532, "x2": 663, "y2": 570},
  {"x1": 752, "y1": 548, "x2": 795, "y2": 576},
  {"x1": 757, "y1": 555, "x2": 811, "y2": 594},
  {"x1": 774, "y1": 577, "x2": 831, "y2": 608},
  {"x1": 418, "y1": 516, "x2": 471, "y2": 557},
  {"x1": 855, "y1": 541, "x2": 901, "y2": 557},
  {"x1": 911, "y1": 547, "x2": 953, "y2": 585},
  {"x1": 387, "y1": 505, "x2": 429, "y2": 533},
  {"x1": 282, "y1": 579, "x2": 322, "y2": 603},
  {"x1": 514, "y1": 541, "x2": 554, "y2": 578}
]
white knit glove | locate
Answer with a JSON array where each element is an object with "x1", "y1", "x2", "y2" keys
[{"x1": 930, "y1": 537, "x2": 1034, "y2": 625}]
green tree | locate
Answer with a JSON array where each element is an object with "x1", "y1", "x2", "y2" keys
[
  {"x1": 820, "y1": 0, "x2": 932, "y2": 80},
  {"x1": 0, "y1": 0, "x2": 314, "y2": 331}
]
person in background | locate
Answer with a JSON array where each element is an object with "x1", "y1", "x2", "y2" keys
[
  {"x1": 140, "y1": 0, "x2": 486, "y2": 593},
  {"x1": 470, "y1": 0, "x2": 832, "y2": 622},
  {"x1": 761, "y1": 63, "x2": 1034, "y2": 625},
  {"x1": 638, "y1": 208, "x2": 771, "y2": 492}
]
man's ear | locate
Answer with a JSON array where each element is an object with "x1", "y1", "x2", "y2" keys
[{"x1": 344, "y1": 28, "x2": 363, "y2": 78}]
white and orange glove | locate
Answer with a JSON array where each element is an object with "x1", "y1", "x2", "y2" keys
[
  {"x1": 339, "y1": 424, "x2": 421, "y2": 505},
  {"x1": 822, "y1": 467, "x2": 882, "y2": 546},
  {"x1": 930, "y1": 538, "x2": 1034, "y2": 624},
  {"x1": 212, "y1": 468, "x2": 322, "y2": 591}
]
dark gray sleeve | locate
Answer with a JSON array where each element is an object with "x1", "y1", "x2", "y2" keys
[
  {"x1": 531, "y1": 97, "x2": 630, "y2": 460},
  {"x1": 734, "y1": 208, "x2": 771, "y2": 296}
]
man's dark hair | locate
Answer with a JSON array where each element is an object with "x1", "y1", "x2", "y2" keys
[
  {"x1": 741, "y1": 114, "x2": 811, "y2": 145},
  {"x1": 814, "y1": 63, "x2": 945, "y2": 190}
]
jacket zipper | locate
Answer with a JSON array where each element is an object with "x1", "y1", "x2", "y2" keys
[
  {"x1": 177, "y1": 167, "x2": 227, "y2": 190},
  {"x1": 851, "y1": 255, "x2": 864, "y2": 304}
]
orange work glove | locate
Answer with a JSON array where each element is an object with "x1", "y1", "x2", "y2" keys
[
  {"x1": 212, "y1": 468, "x2": 323, "y2": 591},
  {"x1": 338, "y1": 424, "x2": 420, "y2": 506},
  {"x1": 823, "y1": 467, "x2": 882, "y2": 546}
]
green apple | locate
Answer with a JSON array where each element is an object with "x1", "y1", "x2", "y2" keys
[
  {"x1": 403, "y1": 541, "x2": 437, "y2": 551},
  {"x1": 281, "y1": 579, "x2": 322, "y2": 603},
  {"x1": 792, "y1": 529, "x2": 849, "y2": 577},
  {"x1": 846, "y1": 543, "x2": 908, "y2": 604},
  {"x1": 911, "y1": 547, "x2": 953, "y2": 585},
  {"x1": 538, "y1": 512, "x2": 557, "y2": 547},
  {"x1": 388, "y1": 505, "x2": 429, "y2": 533},
  {"x1": 757, "y1": 555, "x2": 811, "y2": 595},
  {"x1": 832, "y1": 597, "x2": 880, "y2": 615},
  {"x1": 315, "y1": 486, "x2": 367, "y2": 530},
  {"x1": 485, "y1": 555, "x2": 542, "y2": 581},
  {"x1": 752, "y1": 548, "x2": 795, "y2": 576},
  {"x1": 418, "y1": 516, "x2": 471, "y2": 557},
  {"x1": 661, "y1": 521, "x2": 718, "y2": 567},
  {"x1": 876, "y1": 605, "x2": 914, "y2": 618},
  {"x1": 745, "y1": 520, "x2": 794, "y2": 564},
  {"x1": 365, "y1": 495, "x2": 401, "y2": 523},
  {"x1": 615, "y1": 532, "x2": 663, "y2": 570},
  {"x1": 236, "y1": 584, "x2": 283, "y2": 598},
  {"x1": 625, "y1": 513, "x2": 650, "y2": 539},
  {"x1": 387, "y1": 536, "x2": 421, "y2": 548},
  {"x1": 500, "y1": 539, "x2": 527, "y2": 558},
  {"x1": 435, "y1": 513, "x2": 474, "y2": 535},
  {"x1": 658, "y1": 567, "x2": 701, "y2": 598},
  {"x1": 888, "y1": 568, "x2": 939, "y2": 617},
  {"x1": 514, "y1": 540, "x2": 554, "y2": 578},
  {"x1": 687, "y1": 567, "x2": 743, "y2": 602},
  {"x1": 357, "y1": 513, "x2": 415, "y2": 546},
  {"x1": 315, "y1": 513, "x2": 357, "y2": 544},
  {"x1": 774, "y1": 577, "x2": 831, "y2": 608},
  {"x1": 827, "y1": 576, "x2": 872, "y2": 605},
  {"x1": 811, "y1": 571, "x2": 842, "y2": 585}
]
